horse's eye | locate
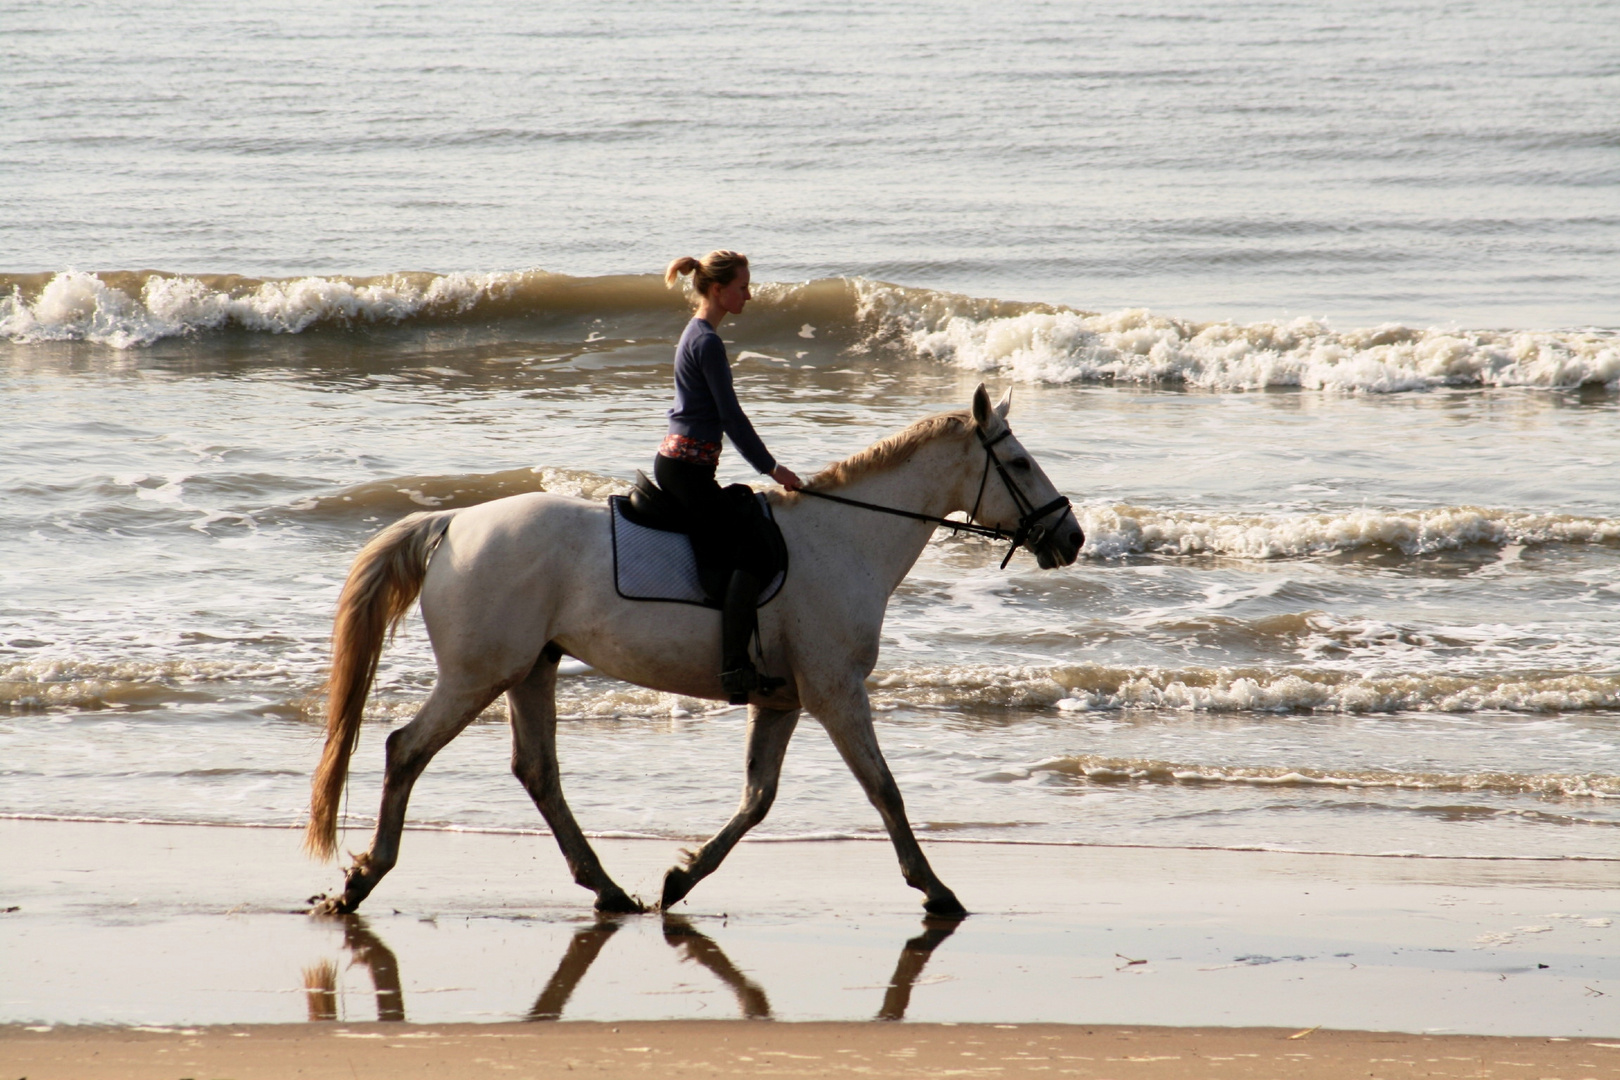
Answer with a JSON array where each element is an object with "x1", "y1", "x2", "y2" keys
[{"x1": 1010, "y1": 457, "x2": 1031, "y2": 470}]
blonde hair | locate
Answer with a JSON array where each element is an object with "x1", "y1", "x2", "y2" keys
[{"x1": 664, "y1": 250, "x2": 749, "y2": 298}]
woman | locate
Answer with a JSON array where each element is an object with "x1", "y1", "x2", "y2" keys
[{"x1": 657, "y1": 250, "x2": 802, "y2": 704}]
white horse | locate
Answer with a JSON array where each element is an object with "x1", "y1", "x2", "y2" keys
[{"x1": 307, "y1": 384, "x2": 1082, "y2": 916}]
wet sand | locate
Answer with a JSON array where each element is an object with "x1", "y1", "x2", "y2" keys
[
  {"x1": 8, "y1": 1020, "x2": 1620, "y2": 1080},
  {"x1": 3, "y1": 819, "x2": 1617, "y2": 1044}
]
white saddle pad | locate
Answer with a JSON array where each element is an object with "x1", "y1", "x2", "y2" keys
[{"x1": 609, "y1": 496, "x2": 785, "y2": 609}]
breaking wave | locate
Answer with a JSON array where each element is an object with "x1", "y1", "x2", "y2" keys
[
  {"x1": 859, "y1": 281, "x2": 1620, "y2": 391},
  {"x1": 283, "y1": 466, "x2": 628, "y2": 520},
  {"x1": 5, "y1": 269, "x2": 1616, "y2": 394},
  {"x1": 263, "y1": 468, "x2": 1620, "y2": 558},
  {"x1": 0, "y1": 658, "x2": 295, "y2": 714},
  {"x1": 0, "y1": 268, "x2": 850, "y2": 348},
  {"x1": 10, "y1": 655, "x2": 1617, "y2": 719},
  {"x1": 1076, "y1": 504, "x2": 1620, "y2": 559},
  {"x1": 1003, "y1": 755, "x2": 1620, "y2": 800},
  {"x1": 0, "y1": 269, "x2": 527, "y2": 348},
  {"x1": 870, "y1": 663, "x2": 1620, "y2": 715}
]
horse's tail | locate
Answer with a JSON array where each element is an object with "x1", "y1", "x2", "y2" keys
[{"x1": 306, "y1": 510, "x2": 454, "y2": 860}]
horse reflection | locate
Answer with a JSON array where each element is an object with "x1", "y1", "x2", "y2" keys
[
  {"x1": 304, "y1": 914, "x2": 405, "y2": 1022},
  {"x1": 307, "y1": 912, "x2": 958, "y2": 1024},
  {"x1": 526, "y1": 913, "x2": 956, "y2": 1022},
  {"x1": 526, "y1": 918, "x2": 623, "y2": 1020},
  {"x1": 660, "y1": 915, "x2": 771, "y2": 1019},
  {"x1": 876, "y1": 917, "x2": 958, "y2": 1021}
]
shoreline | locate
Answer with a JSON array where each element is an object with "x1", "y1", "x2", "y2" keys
[
  {"x1": 6, "y1": 813, "x2": 1618, "y2": 864},
  {"x1": 7, "y1": 1021, "x2": 1620, "y2": 1080}
]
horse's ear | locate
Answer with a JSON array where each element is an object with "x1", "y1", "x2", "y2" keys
[
  {"x1": 971, "y1": 383, "x2": 993, "y2": 428},
  {"x1": 994, "y1": 386, "x2": 1012, "y2": 419}
]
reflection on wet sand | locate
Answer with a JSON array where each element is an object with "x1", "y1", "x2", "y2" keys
[
  {"x1": 526, "y1": 918, "x2": 621, "y2": 1021},
  {"x1": 301, "y1": 960, "x2": 338, "y2": 1022},
  {"x1": 306, "y1": 913, "x2": 960, "y2": 1023},
  {"x1": 305, "y1": 916, "x2": 405, "y2": 1022},
  {"x1": 878, "y1": 918, "x2": 959, "y2": 1021},
  {"x1": 660, "y1": 916, "x2": 772, "y2": 1020}
]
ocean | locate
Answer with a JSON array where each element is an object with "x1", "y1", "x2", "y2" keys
[{"x1": 3, "y1": 0, "x2": 1617, "y2": 873}]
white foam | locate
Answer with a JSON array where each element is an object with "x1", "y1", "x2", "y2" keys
[
  {"x1": 1023, "y1": 754, "x2": 1620, "y2": 799},
  {"x1": 1, "y1": 270, "x2": 521, "y2": 347},
  {"x1": 1051, "y1": 665, "x2": 1620, "y2": 716},
  {"x1": 864, "y1": 661, "x2": 1620, "y2": 716},
  {"x1": 857, "y1": 282, "x2": 1620, "y2": 392},
  {"x1": 15, "y1": 653, "x2": 1609, "y2": 720},
  {"x1": 1077, "y1": 503, "x2": 1620, "y2": 558},
  {"x1": 0, "y1": 657, "x2": 293, "y2": 711}
]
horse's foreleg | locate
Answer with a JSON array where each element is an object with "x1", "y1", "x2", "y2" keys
[
  {"x1": 660, "y1": 705, "x2": 799, "y2": 910},
  {"x1": 315, "y1": 682, "x2": 494, "y2": 914},
  {"x1": 816, "y1": 692, "x2": 966, "y2": 916},
  {"x1": 508, "y1": 655, "x2": 641, "y2": 913}
]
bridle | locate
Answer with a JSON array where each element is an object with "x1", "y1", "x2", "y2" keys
[
  {"x1": 796, "y1": 423, "x2": 1075, "y2": 570},
  {"x1": 969, "y1": 425, "x2": 1075, "y2": 568}
]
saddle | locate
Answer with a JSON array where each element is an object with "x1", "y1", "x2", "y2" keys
[
  {"x1": 620, "y1": 470, "x2": 693, "y2": 532},
  {"x1": 609, "y1": 472, "x2": 788, "y2": 609}
]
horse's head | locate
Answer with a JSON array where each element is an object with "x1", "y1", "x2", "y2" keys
[{"x1": 968, "y1": 384, "x2": 1084, "y2": 569}]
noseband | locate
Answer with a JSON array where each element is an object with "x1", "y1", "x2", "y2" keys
[{"x1": 796, "y1": 423, "x2": 1075, "y2": 569}]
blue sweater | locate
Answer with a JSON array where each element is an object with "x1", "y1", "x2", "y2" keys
[{"x1": 666, "y1": 318, "x2": 777, "y2": 475}]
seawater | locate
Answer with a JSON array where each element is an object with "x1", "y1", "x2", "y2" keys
[
  {"x1": 2, "y1": 0, "x2": 1617, "y2": 868},
  {"x1": 4, "y1": 0, "x2": 1618, "y2": 327},
  {"x1": 2, "y1": 273, "x2": 1617, "y2": 861}
]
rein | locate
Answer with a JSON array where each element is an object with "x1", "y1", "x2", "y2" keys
[
  {"x1": 794, "y1": 487, "x2": 1012, "y2": 540},
  {"x1": 796, "y1": 424, "x2": 1072, "y2": 570}
]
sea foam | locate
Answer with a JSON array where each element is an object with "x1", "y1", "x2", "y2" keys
[
  {"x1": 1076, "y1": 504, "x2": 1620, "y2": 559},
  {"x1": 0, "y1": 269, "x2": 519, "y2": 347},
  {"x1": 863, "y1": 662, "x2": 1620, "y2": 716},
  {"x1": 1017, "y1": 755, "x2": 1620, "y2": 799},
  {"x1": 857, "y1": 281, "x2": 1620, "y2": 392},
  {"x1": 13, "y1": 654, "x2": 1614, "y2": 719},
  {"x1": 8, "y1": 271, "x2": 1618, "y2": 396}
]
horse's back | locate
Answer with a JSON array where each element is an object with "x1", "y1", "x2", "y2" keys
[
  {"x1": 441, "y1": 490, "x2": 605, "y2": 555},
  {"x1": 417, "y1": 493, "x2": 611, "y2": 657}
]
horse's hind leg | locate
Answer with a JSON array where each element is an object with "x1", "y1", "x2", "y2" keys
[
  {"x1": 319, "y1": 680, "x2": 497, "y2": 914},
  {"x1": 660, "y1": 705, "x2": 799, "y2": 910},
  {"x1": 810, "y1": 683, "x2": 966, "y2": 916},
  {"x1": 508, "y1": 651, "x2": 641, "y2": 913}
]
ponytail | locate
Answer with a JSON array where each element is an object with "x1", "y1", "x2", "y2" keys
[
  {"x1": 663, "y1": 255, "x2": 701, "y2": 288},
  {"x1": 664, "y1": 250, "x2": 748, "y2": 299}
]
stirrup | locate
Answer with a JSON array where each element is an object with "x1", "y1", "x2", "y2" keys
[{"x1": 720, "y1": 664, "x2": 785, "y2": 705}]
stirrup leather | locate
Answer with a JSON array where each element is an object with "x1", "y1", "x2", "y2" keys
[{"x1": 720, "y1": 664, "x2": 785, "y2": 705}]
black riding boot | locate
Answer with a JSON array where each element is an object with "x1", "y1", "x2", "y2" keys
[{"x1": 719, "y1": 570, "x2": 784, "y2": 705}]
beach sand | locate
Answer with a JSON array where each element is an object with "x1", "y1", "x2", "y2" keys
[
  {"x1": 8, "y1": 1021, "x2": 1620, "y2": 1080},
  {"x1": 3, "y1": 818, "x2": 1617, "y2": 1075}
]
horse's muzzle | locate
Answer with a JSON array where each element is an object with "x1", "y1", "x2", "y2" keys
[{"x1": 1033, "y1": 513, "x2": 1084, "y2": 569}]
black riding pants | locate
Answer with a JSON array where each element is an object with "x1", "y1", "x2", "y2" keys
[{"x1": 652, "y1": 454, "x2": 773, "y2": 579}]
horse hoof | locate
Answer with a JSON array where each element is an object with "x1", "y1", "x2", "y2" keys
[
  {"x1": 659, "y1": 869, "x2": 692, "y2": 911},
  {"x1": 923, "y1": 893, "x2": 968, "y2": 918},
  {"x1": 595, "y1": 889, "x2": 643, "y2": 915},
  {"x1": 308, "y1": 893, "x2": 354, "y2": 916}
]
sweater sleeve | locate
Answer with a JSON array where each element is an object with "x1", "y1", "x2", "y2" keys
[{"x1": 698, "y1": 334, "x2": 777, "y2": 475}]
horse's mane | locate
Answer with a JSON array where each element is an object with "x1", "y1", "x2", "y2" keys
[{"x1": 801, "y1": 410, "x2": 972, "y2": 492}]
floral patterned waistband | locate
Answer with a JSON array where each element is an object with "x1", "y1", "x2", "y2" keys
[{"x1": 659, "y1": 432, "x2": 722, "y2": 466}]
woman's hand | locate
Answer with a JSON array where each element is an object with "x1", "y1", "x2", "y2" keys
[{"x1": 770, "y1": 465, "x2": 803, "y2": 491}]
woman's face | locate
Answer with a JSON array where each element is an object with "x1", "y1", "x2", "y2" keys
[{"x1": 711, "y1": 266, "x2": 751, "y2": 316}]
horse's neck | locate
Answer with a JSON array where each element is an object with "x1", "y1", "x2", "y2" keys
[{"x1": 798, "y1": 436, "x2": 975, "y2": 594}]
